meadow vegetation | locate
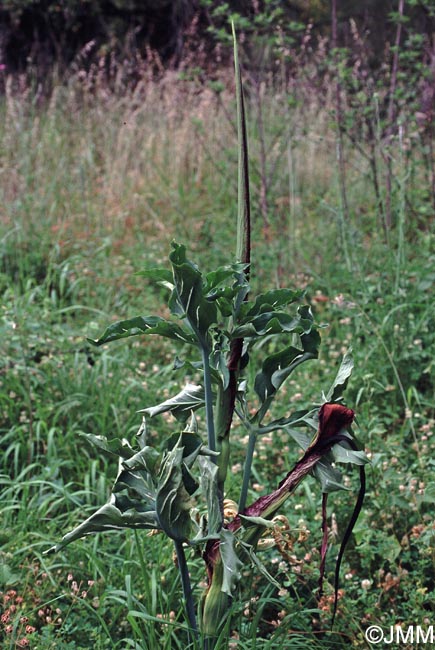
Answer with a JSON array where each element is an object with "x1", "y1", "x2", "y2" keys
[{"x1": 1, "y1": 33, "x2": 434, "y2": 648}]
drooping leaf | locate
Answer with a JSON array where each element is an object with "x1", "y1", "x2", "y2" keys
[
  {"x1": 254, "y1": 346, "x2": 303, "y2": 401},
  {"x1": 301, "y1": 328, "x2": 322, "y2": 354},
  {"x1": 325, "y1": 350, "x2": 354, "y2": 401},
  {"x1": 198, "y1": 456, "x2": 223, "y2": 536},
  {"x1": 285, "y1": 426, "x2": 312, "y2": 450},
  {"x1": 141, "y1": 384, "x2": 205, "y2": 421},
  {"x1": 82, "y1": 433, "x2": 135, "y2": 460},
  {"x1": 113, "y1": 467, "x2": 157, "y2": 503},
  {"x1": 134, "y1": 417, "x2": 149, "y2": 450},
  {"x1": 122, "y1": 445, "x2": 162, "y2": 475},
  {"x1": 258, "y1": 409, "x2": 312, "y2": 435},
  {"x1": 162, "y1": 431, "x2": 205, "y2": 495},
  {"x1": 135, "y1": 267, "x2": 173, "y2": 284},
  {"x1": 254, "y1": 346, "x2": 317, "y2": 403},
  {"x1": 46, "y1": 434, "x2": 161, "y2": 555},
  {"x1": 183, "y1": 411, "x2": 198, "y2": 434},
  {"x1": 173, "y1": 355, "x2": 201, "y2": 371},
  {"x1": 232, "y1": 312, "x2": 300, "y2": 338},
  {"x1": 45, "y1": 497, "x2": 159, "y2": 554},
  {"x1": 312, "y1": 458, "x2": 347, "y2": 493},
  {"x1": 211, "y1": 347, "x2": 231, "y2": 390},
  {"x1": 331, "y1": 444, "x2": 369, "y2": 466},
  {"x1": 172, "y1": 355, "x2": 223, "y2": 387},
  {"x1": 239, "y1": 514, "x2": 275, "y2": 529},
  {"x1": 239, "y1": 288, "x2": 305, "y2": 321},
  {"x1": 204, "y1": 264, "x2": 248, "y2": 294},
  {"x1": 219, "y1": 528, "x2": 243, "y2": 596},
  {"x1": 155, "y1": 446, "x2": 196, "y2": 542},
  {"x1": 165, "y1": 430, "x2": 217, "y2": 469},
  {"x1": 239, "y1": 541, "x2": 280, "y2": 589},
  {"x1": 88, "y1": 315, "x2": 196, "y2": 346},
  {"x1": 232, "y1": 304, "x2": 314, "y2": 339}
]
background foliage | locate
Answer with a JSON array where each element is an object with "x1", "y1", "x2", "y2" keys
[{"x1": 1, "y1": 0, "x2": 435, "y2": 75}]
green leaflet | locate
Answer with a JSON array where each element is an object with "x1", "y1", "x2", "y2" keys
[
  {"x1": 325, "y1": 349, "x2": 354, "y2": 402},
  {"x1": 88, "y1": 314, "x2": 196, "y2": 346},
  {"x1": 169, "y1": 242, "x2": 218, "y2": 338},
  {"x1": 141, "y1": 383, "x2": 205, "y2": 421}
]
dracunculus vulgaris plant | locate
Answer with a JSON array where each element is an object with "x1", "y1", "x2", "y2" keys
[{"x1": 46, "y1": 28, "x2": 368, "y2": 649}]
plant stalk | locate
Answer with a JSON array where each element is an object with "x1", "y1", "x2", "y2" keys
[
  {"x1": 331, "y1": 0, "x2": 351, "y2": 270},
  {"x1": 201, "y1": 343, "x2": 216, "y2": 456},
  {"x1": 238, "y1": 427, "x2": 257, "y2": 513},
  {"x1": 233, "y1": 21, "x2": 251, "y2": 271},
  {"x1": 384, "y1": 0, "x2": 405, "y2": 232},
  {"x1": 174, "y1": 540, "x2": 199, "y2": 643}
]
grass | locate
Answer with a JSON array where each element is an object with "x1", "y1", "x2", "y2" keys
[{"x1": 1, "y1": 67, "x2": 434, "y2": 649}]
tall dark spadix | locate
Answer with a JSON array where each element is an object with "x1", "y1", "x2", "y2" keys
[{"x1": 232, "y1": 22, "x2": 251, "y2": 272}]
